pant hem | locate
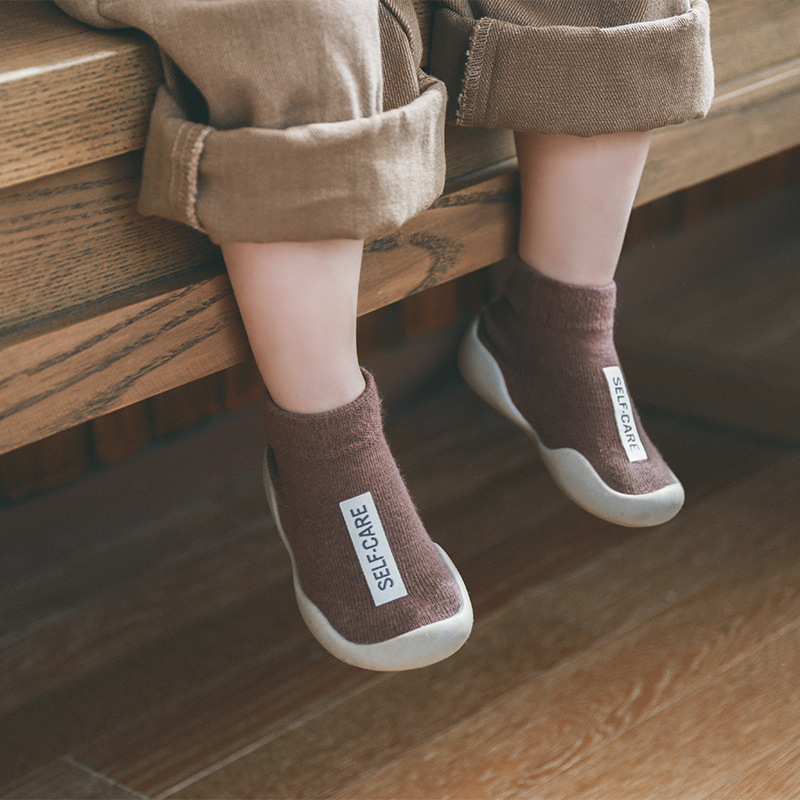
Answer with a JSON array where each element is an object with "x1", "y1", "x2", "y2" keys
[
  {"x1": 432, "y1": 0, "x2": 714, "y2": 136},
  {"x1": 138, "y1": 78, "x2": 448, "y2": 243}
]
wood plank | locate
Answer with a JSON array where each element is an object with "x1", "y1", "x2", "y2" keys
[
  {"x1": 0, "y1": 141, "x2": 510, "y2": 339},
  {"x1": 329, "y1": 453, "x2": 800, "y2": 800},
  {"x1": 0, "y1": 154, "x2": 219, "y2": 337},
  {"x1": 0, "y1": 758, "x2": 143, "y2": 800},
  {"x1": 143, "y1": 444, "x2": 797, "y2": 799},
  {"x1": 3, "y1": 81, "x2": 797, "y2": 458},
  {"x1": 705, "y1": 733, "x2": 800, "y2": 799},
  {"x1": 0, "y1": 0, "x2": 509, "y2": 190},
  {"x1": 35, "y1": 480, "x2": 598, "y2": 795},
  {"x1": 0, "y1": 386, "x2": 792, "y2": 796},
  {"x1": 639, "y1": 58, "x2": 800, "y2": 204},
  {"x1": 3, "y1": 53, "x2": 796, "y2": 341},
  {"x1": 708, "y1": 0, "x2": 800, "y2": 85},
  {"x1": 0, "y1": 385, "x2": 564, "y2": 788},
  {"x1": 0, "y1": 272, "x2": 250, "y2": 455},
  {"x1": 512, "y1": 625, "x2": 800, "y2": 800},
  {"x1": 0, "y1": 1, "x2": 88, "y2": 46},
  {"x1": 0, "y1": 173, "x2": 519, "y2": 455},
  {"x1": 3, "y1": 0, "x2": 800, "y2": 190},
  {"x1": 1, "y1": 5, "x2": 798, "y2": 457},
  {"x1": 0, "y1": 8, "x2": 161, "y2": 189}
]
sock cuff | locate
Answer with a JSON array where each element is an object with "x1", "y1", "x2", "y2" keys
[
  {"x1": 505, "y1": 255, "x2": 617, "y2": 332},
  {"x1": 263, "y1": 368, "x2": 384, "y2": 460}
]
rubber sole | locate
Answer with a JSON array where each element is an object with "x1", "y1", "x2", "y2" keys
[
  {"x1": 459, "y1": 317, "x2": 685, "y2": 528},
  {"x1": 262, "y1": 455, "x2": 473, "y2": 671}
]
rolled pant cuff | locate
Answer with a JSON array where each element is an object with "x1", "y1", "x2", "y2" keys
[
  {"x1": 431, "y1": 0, "x2": 714, "y2": 137},
  {"x1": 137, "y1": 77, "x2": 447, "y2": 244}
]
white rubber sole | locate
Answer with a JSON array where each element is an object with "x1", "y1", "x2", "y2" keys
[
  {"x1": 459, "y1": 317, "x2": 685, "y2": 528},
  {"x1": 262, "y1": 455, "x2": 473, "y2": 672}
]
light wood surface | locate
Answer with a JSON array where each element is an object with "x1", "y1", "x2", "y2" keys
[
  {"x1": 0, "y1": 173, "x2": 518, "y2": 454},
  {"x1": 3, "y1": 0, "x2": 799, "y2": 190},
  {"x1": 2, "y1": 0, "x2": 800, "y2": 454},
  {"x1": 0, "y1": 4, "x2": 160, "y2": 190},
  {"x1": 1, "y1": 379, "x2": 797, "y2": 799}
]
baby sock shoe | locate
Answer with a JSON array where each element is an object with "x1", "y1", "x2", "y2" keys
[
  {"x1": 262, "y1": 369, "x2": 472, "y2": 671},
  {"x1": 460, "y1": 255, "x2": 684, "y2": 527}
]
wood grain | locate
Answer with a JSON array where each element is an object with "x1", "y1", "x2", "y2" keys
[
  {"x1": 64, "y1": 420, "x2": 776, "y2": 798},
  {"x1": 0, "y1": 153, "x2": 219, "y2": 336},
  {"x1": 528, "y1": 624, "x2": 800, "y2": 800},
  {"x1": 708, "y1": 0, "x2": 800, "y2": 85},
  {"x1": 331, "y1": 453, "x2": 800, "y2": 800},
  {"x1": 1, "y1": 380, "x2": 796, "y2": 798},
  {"x1": 0, "y1": 0, "x2": 507, "y2": 190},
  {"x1": 0, "y1": 1, "x2": 87, "y2": 45},
  {"x1": 0, "y1": 272, "x2": 250, "y2": 454},
  {"x1": 639, "y1": 58, "x2": 800, "y2": 204},
  {"x1": 0, "y1": 5, "x2": 161, "y2": 189},
  {"x1": 0, "y1": 758, "x2": 143, "y2": 800},
  {"x1": 4, "y1": 0, "x2": 800, "y2": 190},
  {"x1": 705, "y1": 731, "x2": 800, "y2": 799},
  {"x1": 3, "y1": 53, "x2": 797, "y2": 339},
  {"x1": 0, "y1": 173, "x2": 519, "y2": 455},
  {"x1": 2, "y1": 0, "x2": 800, "y2": 466}
]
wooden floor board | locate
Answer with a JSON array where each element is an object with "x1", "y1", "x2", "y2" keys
[
  {"x1": 529, "y1": 621, "x2": 800, "y2": 800},
  {"x1": 0, "y1": 495, "x2": 278, "y2": 714},
  {"x1": 705, "y1": 731, "x2": 800, "y2": 799},
  {"x1": 79, "y1": 413, "x2": 787, "y2": 797},
  {"x1": 1, "y1": 382, "x2": 798, "y2": 799},
  {"x1": 158, "y1": 613, "x2": 594, "y2": 800},
  {"x1": 0, "y1": 758, "x2": 145, "y2": 800},
  {"x1": 331, "y1": 450, "x2": 800, "y2": 800},
  {"x1": 533, "y1": 444, "x2": 800, "y2": 635},
  {"x1": 64, "y1": 440, "x2": 600, "y2": 796}
]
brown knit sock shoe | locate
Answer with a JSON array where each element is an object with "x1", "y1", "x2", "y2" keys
[
  {"x1": 262, "y1": 370, "x2": 472, "y2": 671},
  {"x1": 460, "y1": 255, "x2": 684, "y2": 527}
]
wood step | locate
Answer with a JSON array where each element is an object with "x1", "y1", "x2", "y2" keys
[
  {"x1": 2, "y1": 0, "x2": 800, "y2": 455},
  {"x1": 0, "y1": 172, "x2": 519, "y2": 454},
  {"x1": 2, "y1": 0, "x2": 800, "y2": 189},
  {"x1": 3, "y1": 50, "x2": 799, "y2": 340},
  {"x1": 0, "y1": 4, "x2": 160, "y2": 190}
]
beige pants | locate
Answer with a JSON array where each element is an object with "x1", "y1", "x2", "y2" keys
[{"x1": 55, "y1": 0, "x2": 713, "y2": 244}]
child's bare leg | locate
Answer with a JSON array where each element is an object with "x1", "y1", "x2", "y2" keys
[
  {"x1": 222, "y1": 239, "x2": 365, "y2": 413},
  {"x1": 222, "y1": 239, "x2": 472, "y2": 670},
  {"x1": 515, "y1": 131, "x2": 650, "y2": 286},
  {"x1": 460, "y1": 130, "x2": 683, "y2": 527}
]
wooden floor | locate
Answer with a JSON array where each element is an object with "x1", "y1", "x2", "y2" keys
[{"x1": 2, "y1": 374, "x2": 799, "y2": 799}]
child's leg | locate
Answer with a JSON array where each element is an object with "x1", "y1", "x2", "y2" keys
[
  {"x1": 515, "y1": 131, "x2": 651, "y2": 287},
  {"x1": 53, "y1": 0, "x2": 471, "y2": 669},
  {"x1": 222, "y1": 237, "x2": 471, "y2": 670},
  {"x1": 432, "y1": 1, "x2": 714, "y2": 526},
  {"x1": 460, "y1": 130, "x2": 683, "y2": 526},
  {"x1": 221, "y1": 239, "x2": 366, "y2": 414}
]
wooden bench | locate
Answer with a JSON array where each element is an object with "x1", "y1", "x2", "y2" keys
[{"x1": 2, "y1": 0, "x2": 800, "y2": 455}]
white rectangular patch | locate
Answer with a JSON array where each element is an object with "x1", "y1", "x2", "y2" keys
[
  {"x1": 602, "y1": 366, "x2": 648, "y2": 463},
  {"x1": 339, "y1": 491, "x2": 408, "y2": 606}
]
